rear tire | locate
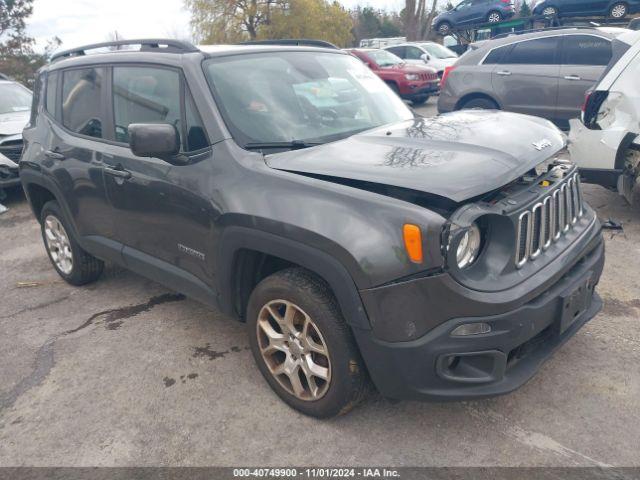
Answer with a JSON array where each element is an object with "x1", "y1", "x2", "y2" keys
[
  {"x1": 437, "y1": 21, "x2": 452, "y2": 35},
  {"x1": 487, "y1": 10, "x2": 502, "y2": 23},
  {"x1": 40, "y1": 200, "x2": 104, "y2": 286},
  {"x1": 609, "y1": 2, "x2": 628, "y2": 18},
  {"x1": 459, "y1": 97, "x2": 499, "y2": 110},
  {"x1": 247, "y1": 268, "x2": 369, "y2": 418}
]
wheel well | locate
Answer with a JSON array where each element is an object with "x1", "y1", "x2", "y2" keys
[
  {"x1": 231, "y1": 249, "x2": 300, "y2": 321},
  {"x1": 454, "y1": 92, "x2": 499, "y2": 110},
  {"x1": 25, "y1": 183, "x2": 56, "y2": 221}
]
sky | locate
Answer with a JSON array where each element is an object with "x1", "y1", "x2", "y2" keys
[{"x1": 26, "y1": 0, "x2": 404, "y2": 53}]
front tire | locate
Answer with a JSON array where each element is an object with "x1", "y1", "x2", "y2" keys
[
  {"x1": 609, "y1": 2, "x2": 628, "y2": 18},
  {"x1": 542, "y1": 5, "x2": 558, "y2": 16},
  {"x1": 247, "y1": 268, "x2": 369, "y2": 418},
  {"x1": 40, "y1": 200, "x2": 104, "y2": 286}
]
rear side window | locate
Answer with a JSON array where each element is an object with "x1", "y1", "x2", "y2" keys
[
  {"x1": 503, "y1": 37, "x2": 560, "y2": 65},
  {"x1": 386, "y1": 46, "x2": 405, "y2": 58},
  {"x1": 483, "y1": 44, "x2": 511, "y2": 64},
  {"x1": 113, "y1": 66, "x2": 181, "y2": 144},
  {"x1": 562, "y1": 35, "x2": 611, "y2": 66},
  {"x1": 46, "y1": 72, "x2": 58, "y2": 116},
  {"x1": 62, "y1": 68, "x2": 105, "y2": 139}
]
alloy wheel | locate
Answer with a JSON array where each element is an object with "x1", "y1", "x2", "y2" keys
[
  {"x1": 44, "y1": 215, "x2": 73, "y2": 275},
  {"x1": 256, "y1": 299, "x2": 331, "y2": 401},
  {"x1": 542, "y1": 6, "x2": 558, "y2": 15},
  {"x1": 488, "y1": 12, "x2": 501, "y2": 22},
  {"x1": 610, "y1": 3, "x2": 627, "y2": 17}
]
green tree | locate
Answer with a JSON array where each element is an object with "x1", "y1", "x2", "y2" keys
[
  {"x1": 0, "y1": 0, "x2": 59, "y2": 87},
  {"x1": 380, "y1": 16, "x2": 401, "y2": 37},
  {"x1": 519, "y1": 0, "x2": 531, "y2": 16},
  {"x1": 185, "y1": 0, "x2": 282, "y2": 42},
  {"x1": 356, "y1": 7, "x2": 381, "y2": 39},
  {"x1": 262, "y1": 0, "x2": 353, "y2": 47}
]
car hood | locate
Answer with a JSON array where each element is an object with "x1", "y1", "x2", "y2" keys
[
  {"x1": 384, "y1": 63, "x2": 438, "y2": 74},
  {"x1": 265, "y1": 110, "x2": 565, "y2": 203},
  {"x1": 0, "y1": 111, "x2": 29, "y2": 136}
]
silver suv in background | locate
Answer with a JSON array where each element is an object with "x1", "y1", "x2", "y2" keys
[{"x1": 437, "y1": 28, "x2": 629, "y2": 129}]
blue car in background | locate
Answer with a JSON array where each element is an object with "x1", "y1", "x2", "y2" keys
[
  {"x1": 532, "y1": 0, "x2": 640, "y2": 19},
  {"x1": 432, "y1": 0, "x2": 515, "y2": 35}
]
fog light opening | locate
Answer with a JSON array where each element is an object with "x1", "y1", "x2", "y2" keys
[{"x1": 450, "y1": 322, "x2": 492, "y2": 337}]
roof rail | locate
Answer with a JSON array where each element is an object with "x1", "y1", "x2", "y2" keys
[
  {"x1": 51, "y1": 39, "x2": 199, "y2": 62},
  {"x1": 491, "y1": 25, "x2": 602, "y2": 40},
  {"x1": 240, "y1": 39, "x2": 339, "y2": 49}
]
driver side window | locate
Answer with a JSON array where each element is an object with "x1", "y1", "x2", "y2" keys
[{"x1": 113, "y1": 66, "x2": 182, "y2": 145}]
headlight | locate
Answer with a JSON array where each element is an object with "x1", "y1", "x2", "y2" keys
[
  {"x1": 405, "y1": 73, "x2": 420, "y2": 81},
  {"x1": 456, "y1": 223, "x2": 481, "y2": 269}
]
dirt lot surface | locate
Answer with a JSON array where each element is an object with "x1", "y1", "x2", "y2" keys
[{"x1": 1, "y1": 98, "x2": 639, "y2": 466}]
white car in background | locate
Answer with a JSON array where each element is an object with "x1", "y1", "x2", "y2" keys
[
  {"x1": 384, "y1": 42, "x2": 459, "y2": 77},
  {"x1": 0, "y1": 79, "x2": 32, "y2": 193},
  {"x1": 569, "y1": 30, "x2": 640, "y2": 204}
]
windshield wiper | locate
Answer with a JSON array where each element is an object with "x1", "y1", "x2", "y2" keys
[{"x1": 244, "y1": 140, "x2": 322, "y2": 151}]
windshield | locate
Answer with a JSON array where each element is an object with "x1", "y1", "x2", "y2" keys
[
  {"x1": 367, "y1": 49, "x2": 403, "y2": 67},
  {"x1": 203, "y1": 52, "x2": 412, "y2": 149},
  {"x1": 418, "y1": 43, "x2": 458, "y2": 59},
  {"x1": 0, "y1": 82, "x2": 32, "y2": 115}
]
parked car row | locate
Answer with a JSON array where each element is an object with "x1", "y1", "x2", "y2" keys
[{"x1": 432, "y1": 0, "x2": 639, "y2": 36}]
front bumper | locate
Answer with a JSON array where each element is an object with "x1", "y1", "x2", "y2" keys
[
  {"x1": 0, "y1": 164, "x2": 20, "y2": 189},
  {"x1": 401, "y1": 82, "x2": 439, "y2": 100},
  {"x1": 353, "y1": 226, "x2": 604, "y2": 401}
]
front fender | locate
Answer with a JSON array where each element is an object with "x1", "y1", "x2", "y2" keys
[{"x1": 216, "y1": 226, "x2": 371, "y2": 330}]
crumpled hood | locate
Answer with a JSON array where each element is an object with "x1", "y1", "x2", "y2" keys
[
  {"x1": 0, "y1": 111, "x2": 29, "y2": 136},
  {"x1": 265, "y1": 110, "x2": 565, "y2": 203}
]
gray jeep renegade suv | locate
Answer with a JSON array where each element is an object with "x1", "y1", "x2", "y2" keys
[{"x1": 21, "y1": 39, "x2": 604, "y2": 418}]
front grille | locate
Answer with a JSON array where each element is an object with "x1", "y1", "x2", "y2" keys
[
  {"x1": 515, "y1": 172, "x2": 584, "y2": 268},
  {"x1": 0, "y1": 140, "x2": 24, "y2": 162},
  {"x1": 420, "y1": 72, "x2": 438, "y2": 81}
]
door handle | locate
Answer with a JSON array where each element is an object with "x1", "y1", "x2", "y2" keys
[
  {"x1": 564, "y1": 75, "x2": 582, "y2": 81},
  {"x1": 104, "y1": 165, "x2": 132, "y2": 179},
  {"x1": 44, "y1": 150, "x2": 66, "y2": 160},
  {"x1": 496, "y1": 70, "x2": 512, "y2": 76}
]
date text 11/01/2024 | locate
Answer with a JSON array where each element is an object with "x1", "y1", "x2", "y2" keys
[{"x1": 232, "y1": 468, "x2": 401, "y2": 478}]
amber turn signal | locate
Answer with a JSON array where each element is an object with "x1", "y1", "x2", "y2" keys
[{"x1": 403, "y1": 224, "x2": 423, "y2": 264}]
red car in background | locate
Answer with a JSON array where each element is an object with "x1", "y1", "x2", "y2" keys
[{"x1": 346, "y1": 48, "x2": 439, "y2": 106}]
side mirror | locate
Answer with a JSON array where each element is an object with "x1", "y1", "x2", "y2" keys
[
  {"x1": 421, "y1": 53, "x2": 431, "y2": 62},
  {"x1": 128, "y1": 123, "x2": 188, "y2": 165}
]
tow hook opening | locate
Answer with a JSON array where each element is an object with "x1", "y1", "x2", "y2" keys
[{"x1": 436, "y1": 350, "x2": 506, "y2": 384}]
